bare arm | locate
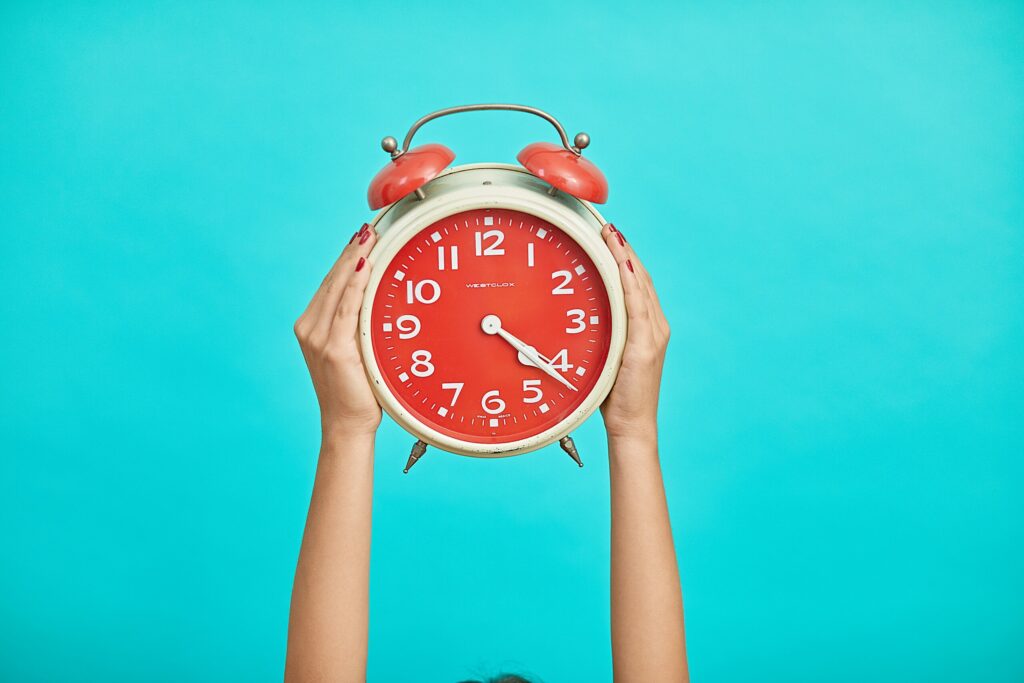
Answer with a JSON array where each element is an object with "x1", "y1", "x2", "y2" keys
[
  {"x1": 286, "y1": 224, "x2": 380, "y2": 683},
  {"x1": 600, "y1": 224, "x2": 688, "y2": 682}
]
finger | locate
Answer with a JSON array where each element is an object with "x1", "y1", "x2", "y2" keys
[
  {"x1": 300, "y1": 224, "x2": 366, "y2": 323},
  {"x1": 617, "y1": 255, "x2": 655, "y2": 350},
  {"x1": 603, "y1": 224, "x2": 655, "y2": 299},
  {"x1": 628, "y1": 254, "x2": 669, "y2": 339},
  {"x1": 601, "y1": 222, "x2": 630, "y2": 266},
  {"x1": 297, "y1": 224, "x2": 366, "y2": 342},
  {"x1": 328, "y1": 254, "x2": 373, "y2": 349},
  {"x1": 602, "y1": 222, "x2": 658, "y2": 324},
  {"x1": 310, "y1": 224, "x2": 377, "y2": 341},
  {"x1": 602, "y1": 223, "x2": 669, "y2": 338}
]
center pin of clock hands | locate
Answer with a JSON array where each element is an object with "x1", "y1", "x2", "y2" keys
[{"x1": 480, "y1": 314, "x2": 578, "y2": 392}]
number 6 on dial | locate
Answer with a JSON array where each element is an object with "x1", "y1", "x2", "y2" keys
[{"x1": 481, "y1": 390, "x2": 506, "y2": 415}]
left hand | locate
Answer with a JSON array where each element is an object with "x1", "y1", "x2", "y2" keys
[{"x1": 293, "y1": 223, "x2": 381, "y2": 440}]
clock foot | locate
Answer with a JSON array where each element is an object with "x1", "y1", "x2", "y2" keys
[
  {"x1": 403, "y1": 439, "x2": 428, "y2": 474},
  {"x1": 559, "y1": 435, "x2": 583, "y2": 467}
]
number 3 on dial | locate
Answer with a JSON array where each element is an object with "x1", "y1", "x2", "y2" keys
[{"x1": 565, "y1": 309, "x2": 586, "y2": 334}]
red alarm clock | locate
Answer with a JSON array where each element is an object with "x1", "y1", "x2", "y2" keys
[{"x1": 358, "y1": 104, "x2": 626, "y2": 472}]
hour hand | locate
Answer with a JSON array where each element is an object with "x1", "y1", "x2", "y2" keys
[
  {"x1": 517, "y1": 347, "x2": 550, "y2": 368},
  {"x1": 481, "y1": 314, "x2": 577, "y2": 392}
]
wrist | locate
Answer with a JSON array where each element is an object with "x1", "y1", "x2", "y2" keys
[
  {"x1": 320, "y1": 425, "x2": 377, "y2": 456},
  {"x1": 321, "y1": 413, "x2": 380, "y2": 441},
  {"x1": 605, "y1": 419, "x2": 659, "y2": 444},
  {"x1": 606, "y1": 428, "x2": 659, "y2": 464}
]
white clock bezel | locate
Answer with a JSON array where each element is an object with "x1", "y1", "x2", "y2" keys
[{"x1": 358, "y1": 163, "x2": 626, "y2": 457}]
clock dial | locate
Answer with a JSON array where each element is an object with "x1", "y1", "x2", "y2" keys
[{"x1": 370, "y1": 208, "x2": 613, "y2": 445}]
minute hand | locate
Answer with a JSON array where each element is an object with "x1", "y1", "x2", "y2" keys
[{"x1": 495, "y1": 327, "x2": 578, "y2": 393}]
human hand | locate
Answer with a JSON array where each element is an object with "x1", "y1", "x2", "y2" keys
[
  {"x1": 294, "y1": 223, "x2": 381, "y2": 441},
  {"x1": 599, "y1": 224, "x2": 671, "y2": 441}
]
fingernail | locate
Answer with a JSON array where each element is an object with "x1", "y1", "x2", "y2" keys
[
  {"x1": 607, "y1": 223, "x2": 617, "y2": 233},
  {"x1": 359, "y1": 222, "x2": 370, "y2": 236},
  {"x1": 626, "y1": 259, "x2": 634, "y2": 273},
  {"x1": 349, "y1": 230, "x2": 359, "y2": 243},
  {"x1": 616, "y1": 232, "x2": 625, "y2": 247},
  {"x1": 359, "y1": 230, "x2": 370, "y2": 244},
  {"x1": 356, "y1": 257, "x2": 366, "y2": 272}
]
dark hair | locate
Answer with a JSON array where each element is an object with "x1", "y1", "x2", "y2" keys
[{"x1": 458, "y1": 676, "x2": 533, "y2": 683}]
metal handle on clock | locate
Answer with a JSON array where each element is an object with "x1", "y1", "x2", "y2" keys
[{"x1": 381, "y1": 103, "x2": 591, "y2": 159}]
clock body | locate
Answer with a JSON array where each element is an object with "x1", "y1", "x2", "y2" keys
[{"x1": 359, "y1": 163, "x2": 626, "y2": 457}]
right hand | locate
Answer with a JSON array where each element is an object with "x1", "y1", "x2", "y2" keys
[
  {"x1": 293, "y1": 223, "x2": 382, "y2": 440},
  {"x1": 599, "y1": 223, "x2": 671, "y2": 441}
]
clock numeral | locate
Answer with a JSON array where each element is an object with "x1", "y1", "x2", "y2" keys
[
  {"x1": 410, "y1": 350, "x2": 434, "y2": 377},
  {"x1": 475, "y1": 230, "x2": 505, "y2": 256},
  {"x1": 565, "y1": 309, "x2": 586, "y2": 334},
  {"x1": 441, "y1": 382, "x2": 464, "y2": 405},
  {"x1": 551, "y1": 270, "x2": 574, "y2": 295},
  {"x1": 395, "y1": 314, "x2": 421, "y2": 339},
  {"x1": 437, "y1": 245, "x2": 459, "y2": 271},
  {"x1": 522, "y1": 379, "x2": 543, "y2": 404},
  {"x1": 527, "y1": 243, "x2": 535, "y2": 267},
  {"x1": 481, "y1": 389, "x2": 506, "y2": 415},
  {"x1": 406, "y1": 279, "x2": 441, "y2": 305},
  {"x1": 549, "y1": 349, "x2": 573, "y2": 371}
]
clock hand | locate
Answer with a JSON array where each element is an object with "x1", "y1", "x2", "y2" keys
[
  {"x1": 509, "y1": 336, "x2": 578, "y2": 393},
  {"x1": 517, "y1": 347, "x2": 552, "y2": 368},
  {"x1": 481, "y1": 314, "x2": 578, "y2": 393}
]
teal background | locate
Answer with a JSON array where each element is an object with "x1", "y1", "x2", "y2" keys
[{"x1": 2, "y1": 1, "x2": 1021, "y2": 681}]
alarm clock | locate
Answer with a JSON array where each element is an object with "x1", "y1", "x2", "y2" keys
[{"x1": 358, "y1": 104, "x2": 626, "y2": 472}]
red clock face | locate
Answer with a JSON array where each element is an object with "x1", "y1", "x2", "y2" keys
[{"x1": 370, "y1": 208, "x2": 613, "y2": 445}]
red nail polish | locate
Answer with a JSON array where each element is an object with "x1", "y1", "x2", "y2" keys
[
  {"x1": 607, "y1": 223, "x2": 617, "y2": 233},
  {"x1": 359, "y1": 230, "x2": 370, "y2": 244},
  {"x1": 349, "y1": 231, "x2": 359, "y2": 243},
  {"x1": 356, "y1": 257, "x2": 366, "y2": 272},
  {"x1": 359, "y1": 222, "x2": 370, "y2": 236},
  {"x1": 626, "y1": 259, "x2": 634, "y2": 273},
  {"x1": 616, "y1": 232, "x2": 625, "y2": 247}
]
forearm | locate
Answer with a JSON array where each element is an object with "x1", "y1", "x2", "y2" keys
[
  {"x1": 286, "y1": 431, "x2": 375, "y2": 683},
  {"x1": 609, "y1": 431, "x2": 688, "y2": 682}
]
